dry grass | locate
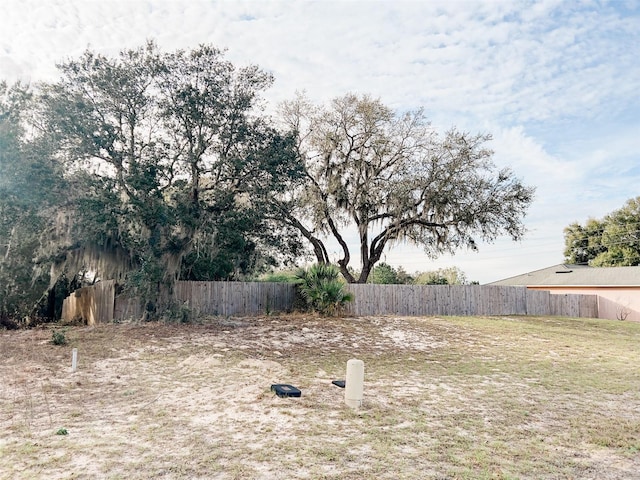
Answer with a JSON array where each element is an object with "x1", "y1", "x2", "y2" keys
[{"x1": 1, "y1": 314, "x2": 639, "y2": 479}]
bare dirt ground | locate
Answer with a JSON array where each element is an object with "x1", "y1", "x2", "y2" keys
[{"x1": 1, "y1": 314, "x2": 639, "y2": 479}]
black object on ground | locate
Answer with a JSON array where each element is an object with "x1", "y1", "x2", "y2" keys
[
  {"x1": 271, "y1": 384, "x2": 302, "y2": 398},
  {"x1": 332, "y1": 380, "x2": 346, "y2": 388}
]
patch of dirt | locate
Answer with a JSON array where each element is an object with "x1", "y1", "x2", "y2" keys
[{"x1": 1, "y1": 314, "x2": 639, "y2": 479}]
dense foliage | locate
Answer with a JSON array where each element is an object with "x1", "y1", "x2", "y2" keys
[
  {"x1": 1, "y1": 44, "x2": 303, "y2": 321},
  {"x1": 564, "y1": 197, "x2": 640, "y2": 266},
  {"x1": 37, "y1": 42, "x2": 303, "y2": 318},
  {"x1": 366, "y1": 263, "x2": 471, "y2": 285},
  {"x1": 295, "y1": 263, "x2": 354, "y2": 316},
  {"x1": 259, "y1": 263, "x2": 473, "y2": 286}
]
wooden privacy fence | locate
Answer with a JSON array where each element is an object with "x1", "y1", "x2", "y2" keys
[
  {"x1": 61, "y1": 280, "x2": 116, "y2": 325},
  {"x1": 342, "y1": 284, "x2": 598, "y2": 318},
  {"x1": 62, "y1": 281, "x2": 599, "y2": 323},
  {"x1": 172, "y1": 281, "x2": 297, "y2": 317}
]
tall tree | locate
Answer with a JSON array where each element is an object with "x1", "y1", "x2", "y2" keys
[
  {"x1": 0, "y1": 81, "x2": 67, "y2": 321},
  {"x1": 564, "y1": 197, "x2": 640, "y2": 266},
  {"x1": 413, "y1": 266, "x2": 469, "y2": 285},
  {"x1": 563, "y1": 218, "x2": 607, "y2": 265},
  {"x1": 39, "y1": 43, "x2": 301, "y2": 316},
  {"x1": 276, "y1": 93, "x2": 535, "y2": 283},
  {"x1": 368, "y1": 262, "x2": 401, "y2": 284}
]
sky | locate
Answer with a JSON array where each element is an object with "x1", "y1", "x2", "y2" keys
[{"x1": 1, "y1": 0, "x2": 639, "y2": 284}]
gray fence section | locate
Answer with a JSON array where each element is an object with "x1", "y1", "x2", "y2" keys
[
  {"x1": 171, "y1": 282, "x2": 598, "y2": 318},
  {"x1": 550, "y1": 292, "x2": 599, "y2": 319},
  {"x1": 172, "y1": 281, "x2": 297, "y2": 317},
  {"x1": 343, "y1": 284, "x2": 526, "y2": 316},
  {"x1": 61, "y1": 280, "x2": 116, "y2": 325},
  {"x1": 63, "y1": 281, "x2": 600, "y2": 323},
  {"x1": 343, "y1": 284, "x2": 598, "y2": 317},
  {"x1": 114, "y1": 295, "x2": 144, "y2": 321}
]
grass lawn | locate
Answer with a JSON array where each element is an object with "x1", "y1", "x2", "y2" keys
[{"x1": 1, "y1": 314, "x2": 639, "y2": 479}]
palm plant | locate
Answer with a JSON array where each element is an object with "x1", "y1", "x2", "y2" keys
[{"x1": 295, "y1": 263, "x2": 354, "y2": 316}]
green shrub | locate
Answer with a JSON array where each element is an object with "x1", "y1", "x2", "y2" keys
[
  {"x1": 258, "y1": 271, "x2": 299, "y2": 283},
  {"x1": 162, "y1": 302, "x2": 194, "y2": 323},
  {"x1": 51, "y1": 329, "x2": 67, "y2": 346},
  {"x1": 295, "y1": 264, "x2": 354, "y2": 316}
]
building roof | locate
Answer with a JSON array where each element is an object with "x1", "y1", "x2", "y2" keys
[{"x1": 489, "y1": 264, "x2": 640, "y2": 287}]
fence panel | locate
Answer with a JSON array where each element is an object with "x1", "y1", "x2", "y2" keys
[
  {"x1": 344, "y1": 285, "x2": 535, "y2": 317},
  {"x1": 173, "y1": 281, "x2": 296, "y2": 316},
  {"x1": 114, "y1": 295, "x2": 143, "y2": 321},
  {"x1": 550, "y1": 294, "x2": 566, "y2": 317},
  {"x1": 525, "y1": 289, "x2": 550, "y2": 316},
  {"x1": 549, "y1": 293, "x2": 589, "y2": 318},
  {"x1": 61, "y1": 280, "x2": 115, "y2": 325},
  {"x1": 579, "y1": 294, "x2": 599, "y2": 319}
]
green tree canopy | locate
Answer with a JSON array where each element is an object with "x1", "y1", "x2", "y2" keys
[
  {"x1": 368, "y1": 262, "x2": 401, "y2": 284},
  {"x1": 31, "y1": 42, "x2": 302, "y2": 318},
  {"x1": 413, "y1": 266, "x2": 469, "y2": 285},
  {"x1": 564, "y1": 197, "x2": 640, "y2": 266}
]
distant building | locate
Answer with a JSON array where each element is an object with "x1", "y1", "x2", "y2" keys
[{"x1": 490, "y1": 264, "x2": 640, "y2": 321}]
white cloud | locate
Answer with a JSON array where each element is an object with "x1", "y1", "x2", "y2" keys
[{"x1": 494, "y1": 125, "x2": 581, "y2": 183}]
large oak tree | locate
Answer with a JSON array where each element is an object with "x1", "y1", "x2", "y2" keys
[
  {"x1": 276, "y1": 93, "x2": 535, "y2": 283},
  {"x1": 38, "y1": 43, "x2": 302, "y2": 316}
]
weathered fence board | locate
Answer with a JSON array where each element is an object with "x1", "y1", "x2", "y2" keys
[
  {"x1": 579, "y1": 295, "x2": 599, "y2": 319},
  {"x1": 343, "y1": 285, "x2": 558, "y2": 317},
  {"x1": 549, "y1": 293, "x2": 596, "y2": 318},
  {"x1": 525, "y1": 289, "x2": 550, "y2": 316},
  {"x1": 114, "y1": 295, "x2": 143, "y2": 321},
  {"x1": 63, "y1": 281, "x2": 601, "y2": 323},
  {"x1": 172, "y1": 281, "x2": 297, "y2": 317},
  {"x1": 61, "y1": 280, "x2": 115, "y2": 325}
]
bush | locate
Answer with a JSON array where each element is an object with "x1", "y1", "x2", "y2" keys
[
  {"x1": 258, "y1": 271, "x2": 299, "y2": 283},
  {"x1": 162, "y1": 302, "x2": 194, "y2": 323},
  {"x1": 295, "y1": 264, "x2": 354, "y2": 316},
  {"x1": 51, "y1": 329, "x2": 67, "y2": 345}
]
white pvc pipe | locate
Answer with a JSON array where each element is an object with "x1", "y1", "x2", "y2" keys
[
  {"x1": 344, "y1": 359, "x2": 364, "y2": 408},
  {"x1": 72, "y1": 348, "x2": 78, "y2": 372}
]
